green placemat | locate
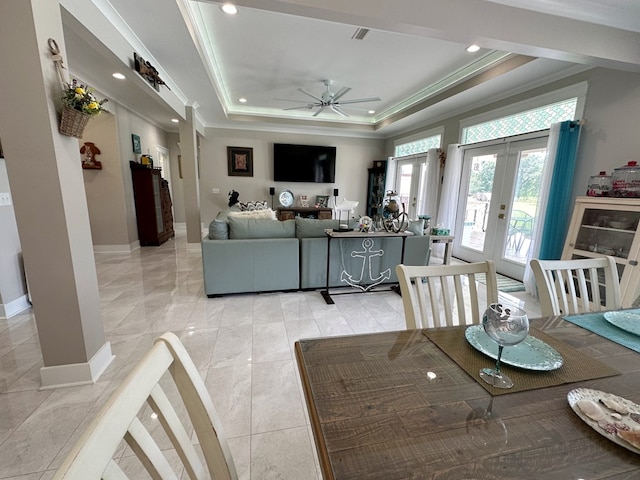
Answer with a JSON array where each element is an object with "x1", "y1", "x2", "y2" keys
[
  {"x1": 563, "y1": 310, "x2": 640, "y2": 354},
  {"x1": 424, "y1": 326, "x2": 619, "y2": 396}
]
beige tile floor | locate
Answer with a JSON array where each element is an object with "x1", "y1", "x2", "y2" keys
[{"x1": 0, "y1": 226, "x2": 541, "y2": 479}]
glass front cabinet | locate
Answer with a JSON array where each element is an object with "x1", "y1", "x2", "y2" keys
[
  {"x1": 562, "y1": 196, "x2": 640, "y2": 307},
  {"x1": 366, "y1": 160, "x2": 387, "y2": 221}
]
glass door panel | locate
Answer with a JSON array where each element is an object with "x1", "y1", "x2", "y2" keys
[
  {"x1": 454, "y1": 137, "x2": 548, "y2": 281},
  {"x1": 459, "y1": 153, "x2": 497, "y2": 252}
]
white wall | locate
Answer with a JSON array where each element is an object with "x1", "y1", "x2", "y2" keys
[
  {"x1": 197, "y1": 128, "x2": 386, "y2": 222},
  {"x1": 573, "y1": 68, "x2": 640, "y2": 201}
]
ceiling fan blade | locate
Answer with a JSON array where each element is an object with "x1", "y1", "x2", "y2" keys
[
  {"x1": 331, "y1": 105, "x2": 350, "y2": 117},
  {"x1": 298, "y1": 88, "x2": 323, "y2": 102},
  {"x1": 274, "y1": 98, "x2": 316, "y2": 104},
  {"x1": 331, "y1": 87, "x2": 351, "y2": 102},
  {"x1": 336, "y1": 97, "x2": 381, "y2": 105},
  {"x1": 312, "y1": 106, "x2": 325, "y2": 117},
  {"x1": 283, "y1": 104, "x2": 315, "y2": 111}
]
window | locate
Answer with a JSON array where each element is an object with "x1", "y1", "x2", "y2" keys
[
  {"x1": 394, "y1": 134, "x2": 441, "y2": 157},
  {"x1": 459, "y1": 82, "x2": 587, "y2": 145},
  {"x1": 461, "y1": 98, "x2": 578, "y2": 144}
]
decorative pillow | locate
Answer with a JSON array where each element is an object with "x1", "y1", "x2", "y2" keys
[
  {"x1": 295, "y1": 217, "x2": 339, "y2": 238},
  {"x1": 208, "y1": 219, "x2": 229, "y2": 240},
  {"x1": 228, "y1": 218, "x2": 295, "y2": 239},
  {"x1": 216, "y1": 205, "x2": 241, "y2": 222},
  {"x1": 407, "y1": 219, "x2": 425, "y2": 236},
  {"x1": 239, "y1": 200, "x2": 268, "y2": 211},
  {"x1": 227, "y1": 208, "x2": 276, "y2": 220}
]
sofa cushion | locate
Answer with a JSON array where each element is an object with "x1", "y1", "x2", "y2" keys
[
  {"x1": 228, "y1": 217, "x2": 295, "y2": 239},
  {"x1": 295, "y1": 217, "x2": 339, "y2": 238},
  {"x1": 208, "y1": 219, "x2": 229, "y2": 240}
]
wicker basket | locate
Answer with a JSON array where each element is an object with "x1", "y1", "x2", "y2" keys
[{"x1": 59, "y1": 105, "x2": 91, "y2": 138}]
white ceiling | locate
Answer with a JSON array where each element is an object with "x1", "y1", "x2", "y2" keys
[{"x1": 60, "y1": 0, "x2": 640, "y2": 138}]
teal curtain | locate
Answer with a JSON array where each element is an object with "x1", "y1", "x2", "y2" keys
[{"x1": 538, "y1": 120, "x2": 581, "y2": 259}]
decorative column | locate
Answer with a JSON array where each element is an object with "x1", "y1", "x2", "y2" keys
[
  {"x1": 0, "y1": 0, "x2": 113, "y2": 387},
  {"x1": 178, "y1": 104, "x2": 203, "y2": 247}
]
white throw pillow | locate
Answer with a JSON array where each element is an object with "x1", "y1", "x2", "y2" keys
[{"x1": 227, "y1": 208, "x2": 276, "y2": 220}]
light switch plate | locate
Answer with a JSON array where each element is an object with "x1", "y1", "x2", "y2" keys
[{"x1": 0, "y1": 192, "x2": 11, "y2": 206}]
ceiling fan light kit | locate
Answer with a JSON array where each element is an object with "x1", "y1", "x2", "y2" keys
[{"x1": 280, "y1": 79, "x2": 380, "y2": 117}]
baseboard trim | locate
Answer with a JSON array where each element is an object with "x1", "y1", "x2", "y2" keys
[
  {"x1": 39, "y1": 341, "x2": 115, "y2": 389},
  {"x1": 93, "y1": 241, "x2": 140, "y2": 253},
  {"x1": 0, "y1": 294, "x2": 31, "y2": 319}
]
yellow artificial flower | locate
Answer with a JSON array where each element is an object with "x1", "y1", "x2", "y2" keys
[
  {"x1": 75, "y1": 87, "x2": 86, "y2": 95},
  {"x1": 87, "y1": 102, "x2": 99, "y2": 110}
]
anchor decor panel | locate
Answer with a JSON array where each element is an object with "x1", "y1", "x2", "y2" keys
[
  {"x1": 340, "y1": 237, "x2": 391, "y2": 291},
  {"x1": 321, "y1": 230, "x2": 412, "y2": 304}
]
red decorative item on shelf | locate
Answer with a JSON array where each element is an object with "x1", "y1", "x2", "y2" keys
[{"x1": 611, "y1": 161, "x2": 640, "y2": 197}]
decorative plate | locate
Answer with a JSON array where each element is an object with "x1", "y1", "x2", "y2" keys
[
  {"x1": 567, "y1": 388, "x2": 640, "y2": 455},
  {"x1": 278, "y1": 189, "x2": 294, "y2": 207},
  {"x1": 464, "y1": 324, "x2": 564, "y2": 371},
  {"x1": 603, "y1": 311, "x2": 640, "y2": 337}
]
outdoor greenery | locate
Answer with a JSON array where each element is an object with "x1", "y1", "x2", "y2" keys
[{"x1": 469, "y1": 152, "x2": 545, "y2": 201}]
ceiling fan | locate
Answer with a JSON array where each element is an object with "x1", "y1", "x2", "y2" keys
[{"x1": 278, "y1": 80, "x2": 381, "y2": 117}]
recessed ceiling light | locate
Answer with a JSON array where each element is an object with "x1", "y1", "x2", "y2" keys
[
  {"x1": 112, "y1": 72, "x2": 126, "y2": 79},
  {"x1": 221, "y1": 3, "x2": 238, "y2": 14},
  {"x1": 171, "y1": 118, "x2": 179, "y2": 123},
  {"x1": 239, "y1": 97, "x2": 247, "y2": 103},
  {"x1": 466, "y1": 44, "x2": 480, "y2": 53},
  {"x1": 368, "y1": 110, "x2": 375, "y2": 114}
]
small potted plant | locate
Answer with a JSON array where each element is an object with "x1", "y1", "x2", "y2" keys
[{"x1": 59, "y1": 79, "x2": 108, "y2": 138}]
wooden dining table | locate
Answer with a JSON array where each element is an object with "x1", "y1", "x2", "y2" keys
[{"x1": 294, "y1": 316, "x2": 640, "y2": 479}]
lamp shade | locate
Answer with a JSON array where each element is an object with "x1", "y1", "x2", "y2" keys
[
  {"x1": 333, "y1": 188, "x2": 339, "y2": 196},
  {"x1": 269, "y1": 187, "x2": 275, "y2": 195}
]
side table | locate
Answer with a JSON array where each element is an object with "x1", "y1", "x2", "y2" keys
[{"x1": 321, "y1": 229, "x2": 412, "y2": 304}]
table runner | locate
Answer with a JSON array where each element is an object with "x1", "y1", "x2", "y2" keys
[
  {"x1": 563, "y1": 310, "x2": 640, "y2": 354},
  {"x1": 424, "y1": 326, "x2": 619, "y2": 396}
]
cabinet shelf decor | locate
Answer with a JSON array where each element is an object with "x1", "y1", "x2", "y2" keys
[
  {"x1": 562, "y1": 196, "x2": 640, "y2": 307},
  {"x1": 130, "y1": 161, "x2": 174, "y2": 246}
]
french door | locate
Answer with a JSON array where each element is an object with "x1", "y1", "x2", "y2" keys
[
  {"x1": 452, "y1": 137, "x2": 548, "y2": 280},
  {"x1": 394, "y1": 155, "x2": 428, "y2": 220}
]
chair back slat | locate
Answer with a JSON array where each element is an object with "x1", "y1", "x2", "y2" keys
[
  {"x1": 530, "y1": 256, "x2": 621, "y2": 316},
  {"x1": 125, "y1": 417, "x2": 179, "y2": 480},
  {"x1": 53, "y1": 333, "x2": 238, "y2": 480},
  {"x1": 396, "y1": 261, "x2": 500, "y2": 329},
  {"x1": 148, "y1": 385, "x2": 207, "y2": 480}
]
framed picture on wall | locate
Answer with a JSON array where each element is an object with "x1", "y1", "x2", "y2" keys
[
  {"x1": 131, "y1": 134, "x2": 141, "y2": 154},
  {"x1": 227, "y1": 146, "x2": 253, "y2": 177}
]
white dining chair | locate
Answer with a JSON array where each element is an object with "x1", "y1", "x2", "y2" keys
[
  {"x1": 396, "y1": 260, "x2": 499, "y2": 329},
  {"x1": 530, "y1": 256, "x2": 621, "y2": 316},
  {"x1": 52, "y1": 332, "x2": 237, "y2": 480}
]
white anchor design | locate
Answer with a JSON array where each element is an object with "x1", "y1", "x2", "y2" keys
[{"x1": 340, "y1": 238, "x2": 391, "y2": 291}]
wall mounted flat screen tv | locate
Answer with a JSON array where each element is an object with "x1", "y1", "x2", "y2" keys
[{"x1": 273, "y1": 143, "x2": 336, "y2": 183}]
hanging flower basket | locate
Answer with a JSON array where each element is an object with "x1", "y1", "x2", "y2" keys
[
  {"x1": 58, "y1": 79, "x2": 108, "y2": 138},
  {"x1": 59, "y1": 105, "x2": 92, "y2": 138}
]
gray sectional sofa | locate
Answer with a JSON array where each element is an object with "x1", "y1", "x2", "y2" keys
[{"x1": 202, "y1": 215, "x2": 431, "y2": 297}]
